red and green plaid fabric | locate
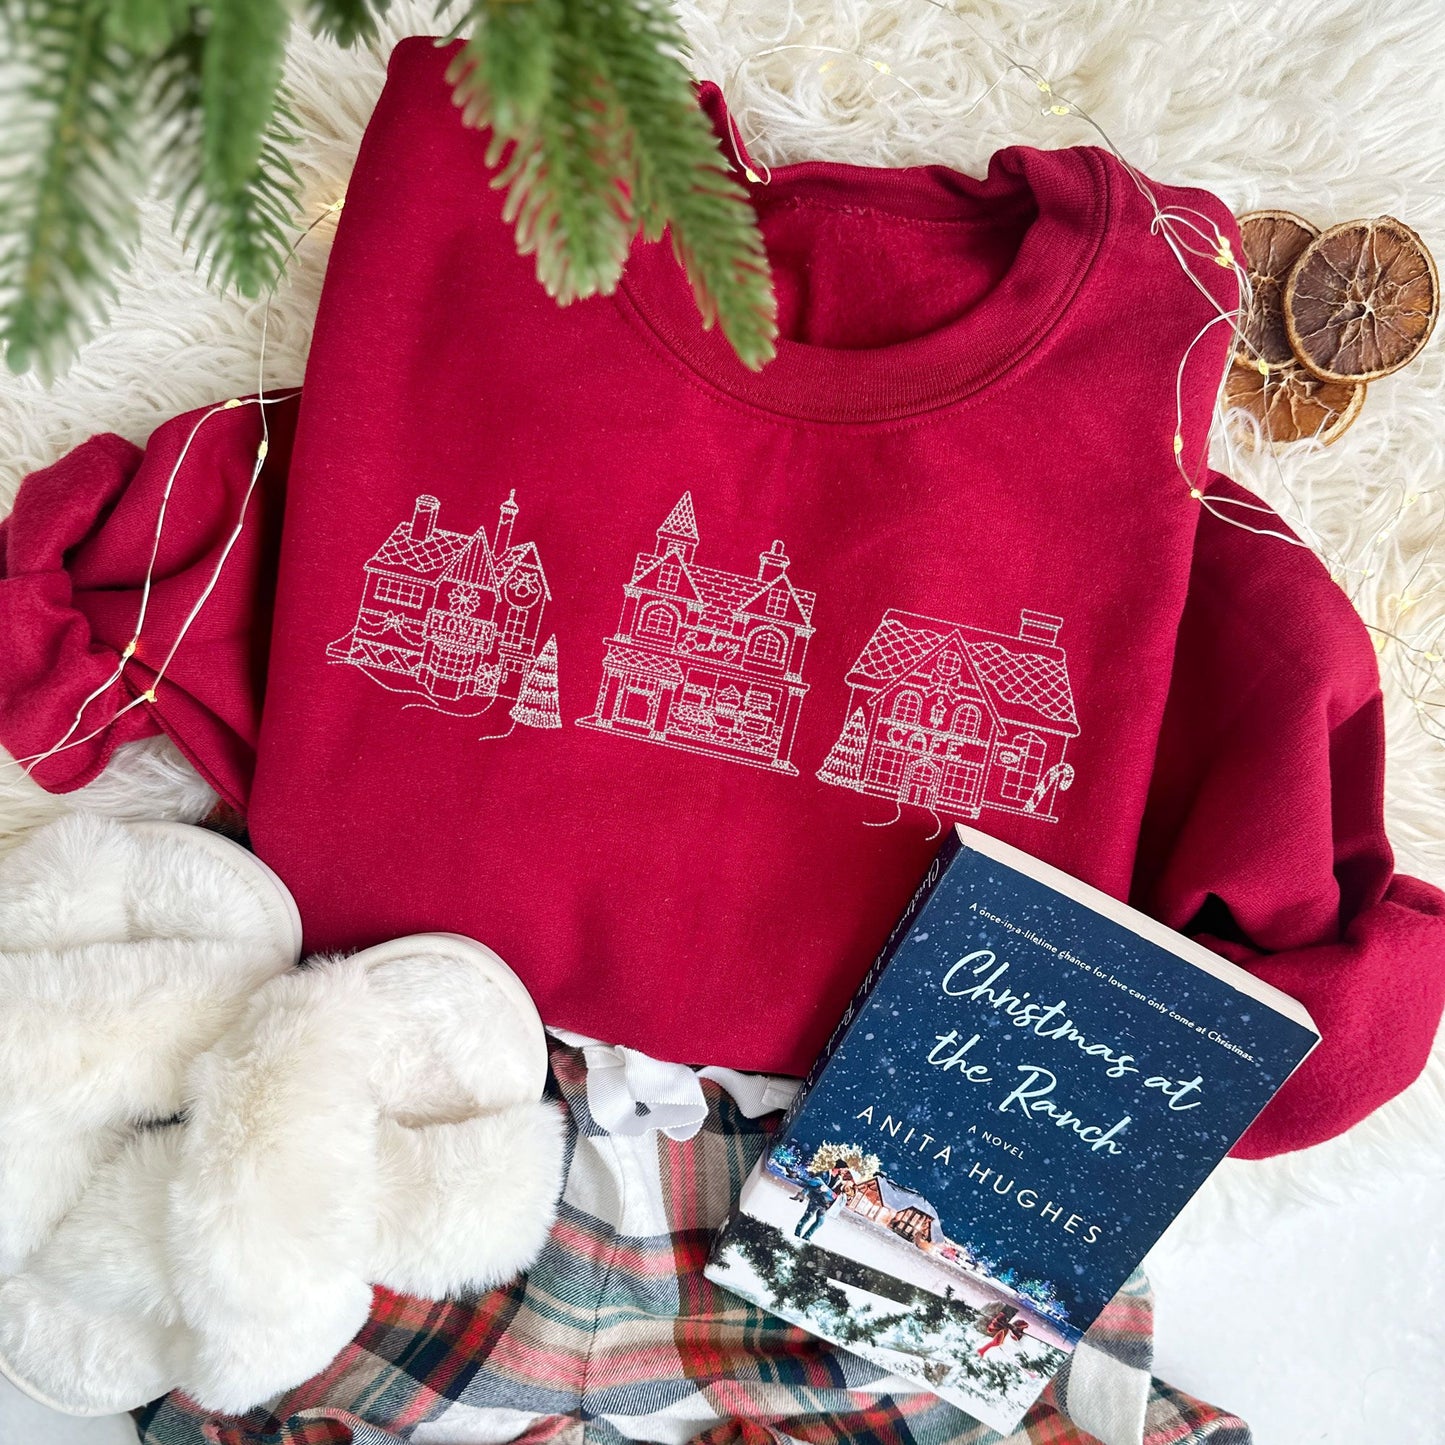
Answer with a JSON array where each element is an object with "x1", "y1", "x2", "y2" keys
[{"x1": 135, "y1": 1040, "x2": 1250, "y2": 1445}]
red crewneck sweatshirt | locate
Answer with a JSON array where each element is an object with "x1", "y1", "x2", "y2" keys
[{"x1": 3, "y1": 37, "x2": 1442, "y2": 1158}]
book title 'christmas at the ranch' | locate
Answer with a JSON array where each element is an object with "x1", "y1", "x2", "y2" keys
[{"x1": 704, "y1": 824, "x2": 1318, "y2": 1434}]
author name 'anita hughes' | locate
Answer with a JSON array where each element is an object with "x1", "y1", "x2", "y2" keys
[{"x1": 853, "y1": 1103, "x2": 1104, "y2": 1245}]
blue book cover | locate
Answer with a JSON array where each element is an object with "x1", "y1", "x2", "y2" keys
[{"x1": 704, "y1": 824, "x2": 1318, "y2": 1432}]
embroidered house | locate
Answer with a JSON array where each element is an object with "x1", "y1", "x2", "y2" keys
[
  {"x1": 578, "y1": 494, "x2": 816, "y2": 773},
  {"x1": 327, "y1": 490, "x2": 556, "y2": 719},
  {"x1": 818, "y1": 609, "x2": 1078, "y2": 822}
]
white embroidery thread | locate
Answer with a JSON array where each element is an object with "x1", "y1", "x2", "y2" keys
[
  {"x1": 327, "y1": 490, "x2": 560, "y2": 732},
  {"x1": 578, "y1": 493, "x2": 815, "y2": 774},
  {"x1": 818, "y1": 608, "x2": 1078, "y2": 826}
]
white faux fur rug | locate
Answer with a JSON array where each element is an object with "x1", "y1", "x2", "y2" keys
[{"x1": 2, "y1": 0, "x2": 1443, "y2": 1219}]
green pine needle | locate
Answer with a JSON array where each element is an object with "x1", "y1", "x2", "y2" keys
[
  {"x1": 200, "y1": 0, "x2": 289, "y2": 193},
  {"x1": 587, "y1": 0, "x2": 775, "y2": 367},
  {"x1": 0, "y1": 0, "x2": 144, "y2": 377},
  {"x1": 450, "y1": 0, "x2": 776, "y2": 368},
  {"x1": 451, "y1": 1, "x2": 634, "y2": 305},
  {"x1": 153, "y1": 29, "x2": 300, "y2": 298},
  {"x1": 104, "y1": 0, "x2": 188, "y2": 53},
  {"x1": 307, "y1": 0, "x2": 388, "y2": 48}
]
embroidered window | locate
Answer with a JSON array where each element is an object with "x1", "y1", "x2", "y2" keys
[
  {"x1": 638, "y1": 603, "x2": 678, "y2": 640},
  {"x1": 374, "y1": 575, "x2": 426, "y2": 609},
  {"x1": 748, "y1": 628, "x2": 787, "y2": 665},
  {"x1": 890, "y1": 690, "x2": 923, "y2": 724},
  {"x1": 941, "y1": 761, "x2": 982, "y2": 808},
  {"x1": 867, "y1": 747, "x2": 905, "y2": 789},
  {"x1": 657, "y1": 559, "x2": 682, "y2": 593},
  {"x1": 951, "y1": 703, "x2": 983, "y2": 740},
  {"x1": 998, "y1": 732, "x2": 1046, "y2": 801},
  {"x1": 428, "y1": 644, "x2": 474, "y2": 680},
  {"x1": 765, "y1": 586, "x2": 789, "y2": 617},
  {"x1": 502, "y1": 608, "x2": 528, "y2": 646}
]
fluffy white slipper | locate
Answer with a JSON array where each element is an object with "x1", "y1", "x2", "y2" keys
[
  {"x1": 175, "y1": 935, "x2": 562, "y2": 1412},
  {"x1": 0, "y1": 1129, "x2": 189, "y2": 1416},
  {"x1": 0, "y1": 814, "x2": 302, "y2": 1273},
  {"x1": 358, "y1": 934, "x2": 561, "y2": 1300},
  {"x1": 0, "y1": 933, "x2": 563, "y2": 1417},
  {"x1": 169, "y1": 958, "x2": 385, "y2": 1414}
]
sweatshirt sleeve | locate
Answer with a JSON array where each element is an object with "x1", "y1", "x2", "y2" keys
[
  {"x1": 1135, "y1": 473, "x2": 1445, "y2": 1158},
  {"x1": 0, "y1": 395, "x2": 298, "y2": 808}
]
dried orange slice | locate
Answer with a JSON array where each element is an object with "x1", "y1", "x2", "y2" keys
[
  {"x1": 1224, "y1": 357, "x2": 1365, "y2": 446},
  {"x1": 1284, "y1": 216, "x2": 1439, "y2": 381},
  {"x1": 1234, "y1": 210, "x2": 1318, "y2": 369}
]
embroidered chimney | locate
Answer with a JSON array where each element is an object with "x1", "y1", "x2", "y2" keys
[
  {"x1": 1018, "y1": 609, "x2": 1063, "y2": 646},
  {"x1": 758, "y1": 540, "x2": 790, "y2": 583},
  {"x1": 495, "y1": 489, "x2": 518, "y2": 554},
  {"x1": 410, "y1": 494, "x2": 439, "y2": 541}
]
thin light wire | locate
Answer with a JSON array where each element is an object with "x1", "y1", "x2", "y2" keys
[
  {"x1": 722, "y1": 11, "x2": 1445, "y2": 747},
  {"x1": 7, "y1": 201, "x2": 342, "y2": 779}
]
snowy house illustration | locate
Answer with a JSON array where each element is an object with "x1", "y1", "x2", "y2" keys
[
  {"x1": 578, "y1": 493, "x2": 816, "y2": 773},
  {"x1": 841, "y1": 1172, "x2": 943, "y2": 1246},
  {"x1": 327, "y1": 490, "x2": 558, "y2": 725},
  {"x1": 818, "y1": 608, "x2": 1079, "y2": 822}
]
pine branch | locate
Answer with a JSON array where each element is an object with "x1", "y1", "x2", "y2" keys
[
  {"x1": 450, "y1": 0, "x2": 635, "y2": 304},
  {"x1": 307, "y1": 0, "x2": 388, "y2": 48},
  {"x1": 0, "y1": 0, "x2": 776, "y2": 375},
  {"x1": 0, "y1": 0, "x2": 144, "y2": 376},
  {"x1": 152, "y1": 28, "x2": 299, "y2": 297},
  {"x1": 586, "y1": 0, "x2": 775, "y2": 367},
  {"x1": 200, "y1": 0, "x2": 289, "y2": 193},
  {"x1": 104, "y1": 0, "x2": 187, "y2": 53},
  {"x1": 449, "y1": 0, "x2": 775, "y2": 365}
]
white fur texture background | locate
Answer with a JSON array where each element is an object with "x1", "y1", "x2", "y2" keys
[{"x1": 1, "y1": 2, "x2": 1442, "y2": 1442}]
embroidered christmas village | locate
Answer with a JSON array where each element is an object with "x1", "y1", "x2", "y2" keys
[
  {"x1": 577, "y1": 492, "x2": 816, "y2": 773},
  {"x1": 817, "y1": 609, "x2": 1078, "y2": 822},
  {"x1": 327, "y1": 491, "x2": 560, "y2": 730},
  {"x1": 329, "y1": 490, "x2": 1079, "y2": 821}
]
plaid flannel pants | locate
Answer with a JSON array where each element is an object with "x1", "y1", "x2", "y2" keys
[{"x1": 135, "y1": 1038, "x2": 1251, "y2": 1445}]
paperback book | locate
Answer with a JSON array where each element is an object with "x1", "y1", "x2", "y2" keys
[{"x1": 704, "y1": 824, "x2": 1318, "y2": 1433}]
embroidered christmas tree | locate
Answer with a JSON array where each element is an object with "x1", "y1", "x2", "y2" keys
[
  {"x1": 511, "y1": 636, "x2": 561, "y2": 729},
  {"x1": 817, "y1": 707, "x2": 867, "y2": 786}
]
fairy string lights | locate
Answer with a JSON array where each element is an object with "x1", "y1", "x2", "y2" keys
[
  {"x1": 717, "y1": 10, "x2": 1444, "y2": 750},
  {"x1": 7, "y1": 14, "x2": 1444, "y2": 769},
  {"x1": 5, "y1": 199, "x2": 343, "y2": 780}
]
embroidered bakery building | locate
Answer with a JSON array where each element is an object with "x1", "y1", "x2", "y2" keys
[
  {"x1": 817, "y1": 608, "x2": 1079, "y2": 822},
  {"x1": 328, "y1": 490, "x2": 552, "y2": 710},
  {"x1": 579, "y1": 493, "x2": 816, "y2": 773}
]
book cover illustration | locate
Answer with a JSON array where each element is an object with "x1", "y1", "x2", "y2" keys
[{"x1": 705, "y1": 826, "x2": 1318, "y2": 1432}]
